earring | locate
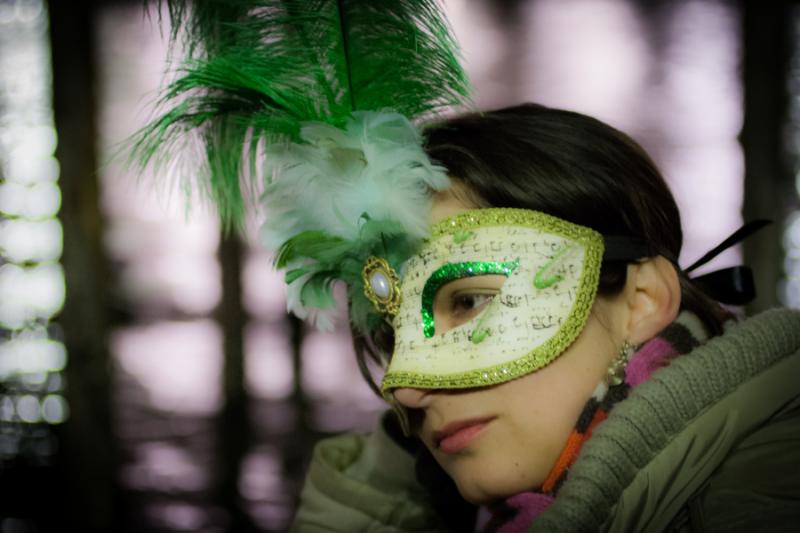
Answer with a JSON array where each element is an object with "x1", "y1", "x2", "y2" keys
[{"x1": 607, "y1": 340, "x2": 635, "y2": 386}]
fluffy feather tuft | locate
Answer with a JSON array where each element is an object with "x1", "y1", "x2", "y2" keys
[
  {"x1": 260, "y1": 112, "x2": 448, "y2": 248},
  {"x1": 266, "y1": 113, "x2": 444, "y2": 333}
]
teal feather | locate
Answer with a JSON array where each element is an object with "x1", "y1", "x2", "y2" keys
[
  {"x1": 132, "y1": 0, "x2": 471, "y2": 229},
  {"x1": 275, "y1": 231, "x2": 350, "y2": 268},
  {"x1": 276, "y1": 218, "x2": 419, "y2": 332},
  {"x1": 300, "y1": 275, "x2": 338, "y2": 308}
]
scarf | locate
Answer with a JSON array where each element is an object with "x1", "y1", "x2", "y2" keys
[{"x1": 483, "y1": 312, "x2": 709, "y2": 532}]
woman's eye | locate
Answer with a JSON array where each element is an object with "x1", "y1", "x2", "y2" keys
[
  {"x1": 451, "y1": 292, "x2": 494, "y2": 317},
  {"x1": 430, "y1": 274, "x2": 507, "y2": 335}
]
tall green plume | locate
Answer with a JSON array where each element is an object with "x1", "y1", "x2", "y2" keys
[{"x1": 131, "y1": 0, "x2": 472, "y2": 230}]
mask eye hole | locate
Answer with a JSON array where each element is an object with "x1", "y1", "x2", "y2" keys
[
  {"x1": 420, "y1": 260, "x2": 519, "y2": 338},
  {"x1": 432, "y1": 275, "x2": 506, "y2": 336}
]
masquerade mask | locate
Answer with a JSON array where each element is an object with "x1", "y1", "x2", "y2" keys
[{"x1": 381, "y1": 208, "x2": 605, "y2": 396}]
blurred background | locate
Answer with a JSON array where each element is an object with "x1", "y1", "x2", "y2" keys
[{"x1": 1, "y1": 0, "x2": 798, "y2": 531}]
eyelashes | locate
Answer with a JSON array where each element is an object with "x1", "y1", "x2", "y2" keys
[{"x1": 448, "y1": 291, "x2": 495, "y2": 319}]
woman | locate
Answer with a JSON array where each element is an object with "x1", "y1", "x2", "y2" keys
[
  {"x1": 129, "y1": 3, "x2": 798, "y2": 528},
  {"x1": 291, "y1": 104, "x2": 800, "y2": 532}
]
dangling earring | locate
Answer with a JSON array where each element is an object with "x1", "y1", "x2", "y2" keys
[{"x1": 607, "y1": 340, "x2": 635, "y2": 386}]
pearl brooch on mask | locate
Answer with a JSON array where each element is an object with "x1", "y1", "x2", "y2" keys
[{"x1": 362, "y1": 256, "x2": 401, "y2": 317}]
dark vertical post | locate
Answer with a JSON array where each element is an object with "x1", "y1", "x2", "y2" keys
[
  {"x1": 289, "y1": 313, "x2": 305, "y2": 406},
  {"x1": 49, "y1": 0, "x2": 119, "y2": 530},
  {"x1": 741, "y1": 0, "x2": 795, "y2": 311},
  {"x1": 485, "y1": 0, "x2": 527, "y2": 106},
  {"x1": 215, "y1": 232, "x2": 255, "y2": 531}
]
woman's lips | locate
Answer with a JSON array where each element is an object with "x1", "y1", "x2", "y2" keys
[{"x1": 433, "y1": 417, "x2": 495, "y2": 454}]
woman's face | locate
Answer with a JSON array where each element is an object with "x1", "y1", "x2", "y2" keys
[{"x1": 392, "y1": 188, "x2": 627, "y2": 505}]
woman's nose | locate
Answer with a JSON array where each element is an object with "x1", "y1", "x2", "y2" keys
[{"x1": 392, "y1": 387, "x2": 432, "y2": 408}]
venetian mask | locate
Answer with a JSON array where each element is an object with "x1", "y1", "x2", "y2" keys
[{"x1": 377, "y1": 208, "x2": 605, "y2": 395}]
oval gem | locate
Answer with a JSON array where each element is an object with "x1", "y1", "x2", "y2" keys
[{"x1": 370, "y1": 271, "x2": 391, "y2": 300}]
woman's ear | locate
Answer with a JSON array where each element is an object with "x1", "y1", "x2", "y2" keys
[{"x1": 624, "y1": 256, "x2": 681, "y2": 345}]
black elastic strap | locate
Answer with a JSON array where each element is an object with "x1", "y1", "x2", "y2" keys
[
  {"x1": 684, "y1": 219, "x2": 772, "y2": 274},
  {"x1": 602, "y1": 236, "x2": 652, "y2": 262},
  {"x1": 603, "y1": 220, "x2": 771, "y2": 306},
  {"x1": 691, "y1": 267, "x2": 756, "y2": 306}
]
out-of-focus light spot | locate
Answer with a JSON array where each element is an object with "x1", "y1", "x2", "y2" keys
[
  {"x1": 41, "y1": 394, "x2": 67, "y2": 424},
  {"x1": 103, "y1": 218, "x2": 221, "y2": 315},
  {"x1": 101, "y1": 218, "x2": 218, "y2": 258},
  {"x1": 779, "y1": 278, "x2": 800, "y2": 308},
  {"x1": 19, "y1": 371, "x2": 47, "y2": 387},
  {"x1": 784, "y1": 254, "x2": 800, "y2": 278},
  {"x1": 146, "y1": 503, "x2": 207, "y2": 531},
  {"x1": 143, "y1": 443, "x2": 207, "y2": 491},
  {"x1": 125, "y1": 254, "x2": 221, "y2": 314},
  {"x1": 245, "y1": 324, "x2": 293, "y2": 400},
  {"x1": 112, "y1": 320, "x2": 222, "y2": 415},
  {"x1": 8, "y1": 125, "x2": 57, "y2": 160},
  {"x1": 1, "y1": 0, "x2": 45, "y2": 25},
  {"x1": 16, "y1": 394, "x2": 41, "y2": 423},
  {"x1": 525, "y1": 0, "x2": 648, "y2": 120},
  {"x1": 443, "y1": 0, "x2": 507, "y2": 105},
  {"x1": 0, "y1": 396, "x2": 14, "y2": 421},
  {"x1": 46, "y1": 372, "x2": 62, "y2": 392},
  {"x1": 0, "y1": 263, "x2": 66, "y2": 328},
  {"x1": 120, "y1": 441, "x2": 210, "y2": 493},
  {"x1": 0, "y1": 336, "x2": 66, "y2": 379},
  {"x1": 3, "y1": 154, "x2": 60, "y2": 185},
  {"x1": 0, "y1": 181, "x2": 61, "y2": 218},
  {"x1": 300, "y1": 331, "x2": 356, "y2": 400},
  {"x1": 794, "y1": 163, "x2": 800, "y2": 196},
  {"x1": 242, "y1": 249, "x2": 287, "y2": 319},
  {"x1": 239, "y1": 447, "x2": 283, "y2": 500},
  {"x1": 781, "y1": 213, "x2": 800, "y2": 308},
  {"x1": 301, "y1": 331, "x2": 381, "y2": 408},
  {"x1": 783, "y1": 213, "x2": 800, "y2": 250},
  {"x1": 0, "y1": 218, "x2": 63, "y2": 263},
  {"x1": 249, "y1": 502, "x2": 293, "y2": 531}
]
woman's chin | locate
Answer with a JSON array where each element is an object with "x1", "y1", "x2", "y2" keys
[
  {"x1": 450, "y1": 467, "x2": 544, "y2": 506},
  {"x1": 455, "y1": 482, "x2": 502, "y2": 506}
]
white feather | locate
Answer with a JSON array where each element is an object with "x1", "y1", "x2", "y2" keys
[
  {"x1": 284, "y1": 270, "x2": 337, "y2": 332},
  {"x1": 259, "y1": 111, "x2": 449, "y2": 250}
]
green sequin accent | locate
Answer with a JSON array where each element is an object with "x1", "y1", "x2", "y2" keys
[
  {"x1": 421, "y1": 259, "x2": 519, "y2": 338},
  {"x1": 534, "y1": 244, "x2": 578, "y2": 289},
  {"x1": 470, "y1": 328, "x2": 491, "y2": 344}
]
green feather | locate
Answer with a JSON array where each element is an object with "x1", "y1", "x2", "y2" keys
[
  {"x1": 275, "y1": 230, "x2": 350, "y2": 268},
  {"x1": 300, "y1": 274, "x2": 337, "y2": 308},
  {"x1": 132, "y1": 0, "x2": 472, "y2": 230},
  {"x1": 284, "y1": 267, "x2": 309, "y2": 285},
  {"x1": 275, "y1": 220, "x2": 419, "y2": 333}
]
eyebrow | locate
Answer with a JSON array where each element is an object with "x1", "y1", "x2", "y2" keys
[{"x1": 421, "y1": 259, "x2": 519, "y2": 338}]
